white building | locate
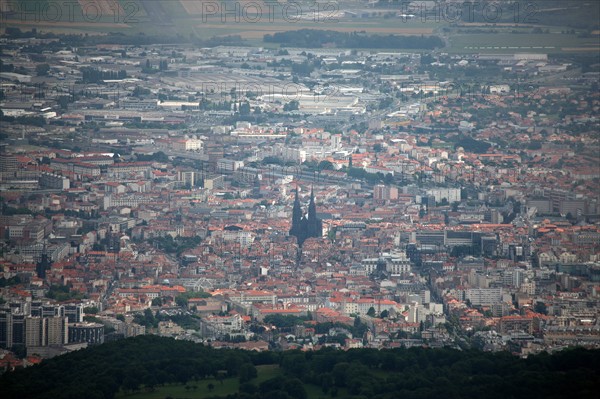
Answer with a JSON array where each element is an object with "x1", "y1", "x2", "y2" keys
[
  {"x1": 489, "y1": 85, "x2": 510, "y2": 94},
  {"x1": 217, "y1": 159, "x2": 244, "y2": 173},
  {"x1": 465, "y1": 288, "x2": 504, "y2": 306},
  {"x1": 172, "y1": 138, "x2": 203, "y2": 151},
  {"x1": 265, "y1": 144, "x2": 306, "y2": 163},
  {"x1": 426, "y1": 187, "x2": 461, "y2": 204}
]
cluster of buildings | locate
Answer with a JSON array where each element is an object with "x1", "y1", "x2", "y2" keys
[
  {"x1": 0, "y1": 301, "x2": 109, "y2": 359},
  {"x1": 0, "y1": 28, "x2": 598, "y2": 362}
]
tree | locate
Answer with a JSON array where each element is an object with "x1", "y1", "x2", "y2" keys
[
  {"x1": 353, "y1": 317, "x2": 368, "y2": 338},
  {"x1": 380, "y1": 309, "x2": 389, "y2": 319},
  {"x1": 384, "y1": 173, "x2": 394, "y2": 184},
  {"x1": 282, "y1": 354, "x2": 309, "y2": 379},
  {"x1": 239, "y1": 101, "x2": 251, "y2": 115},
  {"x1": 132, "y1": 85, "x2": 150, "y2": 97},
  {"x1": 122, "y1": 376, "x2": 140, "y2": 393},
  {"x1": 332, "y1": 362, "x2": 350, "y2": 387},
  {"x1": 565, "y1": 212, "x2": 574, "y2": 221},
  {"x1": 263, "y1": 156, "x2": 284, "y2": 166},
  {"x1": 136, "y1": 308, "x2": 157, "y2": 328},
  {"x1": 283, "y1": 100, "x2": 299, "y2": 111},
  {"x1": 320, "y1": 372, "x2": 334, "y2": 394},
  {"x1": 57, "y1": 95, "x2": 70, "y2": 110},
  {"x1": 151, "y1": 297, "x2": 162, "y2": 307},
  {"x1": 11, "y1": 344, "x2": 26, "y2": 359},
  {"x1": 534, "y1": 301, "x2": 548, "y2": 315},
  {"x1": 238, "y1": 363, "x2": 258, "y2": 383},
  {"x1": 284, "y1": 378, "x2": 307, "y2": 399},
  {"x1": 367, "y1": 307, "x2": 376, "y2": 317},
  {"x1": 0, "y1": 276, "x2": 21, "y2": 287},
  {"x1": 175, "y1": 295, "x2": 189, "y2": 308},
  {"x1": 36, "y1": 63, "x2": 50, "y2": 76},
  {"x1": 318, "y1": 160, "x2": 334, "y2": 171},
  {"x1": 452, "y1": 201, "x2": 460, "y2": 211}
]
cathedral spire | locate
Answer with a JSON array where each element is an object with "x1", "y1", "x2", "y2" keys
[
  {"x1": 290, "y1": 186, "x2": 302, "y2": 237},
  {"x1": 289, "y1": 185, "x2": 322, "y2": 247},
  {"x1": 308, "y1": 186, "x2": 316, "y2": 220}
]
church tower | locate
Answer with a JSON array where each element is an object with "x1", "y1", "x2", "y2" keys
[
  {"x1": 289, "y1": 187, "x2": 323, "y2": 247},
  {"x1": 306, "y1": 187, "x2": 322, "y2": 240},
  {"x1": 36, "y1": 244, "x2": 51, "y2": 279},
  {"x1": 308, "y1": 187, "x2": 316, "y2": 221},
  {"x1": 290, "y1": 187, "x2": 303, "y2": 238}
]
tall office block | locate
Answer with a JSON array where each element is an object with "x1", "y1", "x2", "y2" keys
[
  {"x1": 46, "y1": 316, "x2": 68, "y2": 345},
  {"x1": 25, "y1": 317, "x2": 46, "y2": 347}
]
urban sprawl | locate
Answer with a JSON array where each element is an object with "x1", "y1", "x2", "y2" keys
[{"x1": 1, "y1": 20, "x2": 599, "y2": 368}]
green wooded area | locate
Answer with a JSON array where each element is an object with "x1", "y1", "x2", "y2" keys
[{"x1": 1, "y1": 335, "x2": 599, "y2": 399}]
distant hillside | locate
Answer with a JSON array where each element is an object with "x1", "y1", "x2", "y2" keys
[{"x1": 1, "y1": 335, "x2": 599, "y2": 399}]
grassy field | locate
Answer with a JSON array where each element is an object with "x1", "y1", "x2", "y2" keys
[
  {"x1": 117, "y1": 365, "x2": 268, "y2": 399},
  {"x1": 114, "y1": 364, "x2": 349, "y2": 399},
  {"x1": 115, "y1": 365, "x2": 278, "y2": 399},
  {"x1": 117, "y1": 379, "x2": 237, "y2": 399}
]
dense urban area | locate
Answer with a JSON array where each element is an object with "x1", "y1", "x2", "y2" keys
[{"x1": 0, "y1": 1, "x2": 599, "y2": 397}]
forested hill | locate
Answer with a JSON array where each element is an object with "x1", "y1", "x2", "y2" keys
[{"x1": 1, "y1": 335, "x2": 599, "y2": 399}]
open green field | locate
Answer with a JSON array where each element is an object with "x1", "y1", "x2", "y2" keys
[
  {"x1": 117, "y1": 379, "x2": 237, "y2": 399},
  {"x1": 116, "y1": 364, "x2": 278, "y2": 399},
  {"x1": 115, "y1": 364, "x2": 339, "y2": 399}
]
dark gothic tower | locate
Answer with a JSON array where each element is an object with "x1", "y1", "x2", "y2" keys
[
  {"x1": 308, "y1": 187, "x2": 316, "y2": 221},
  {"x1": 306, "y1": 187, "x2": 322, "y2": 240},
  {"x1": 290, "y1": 187, "x2": 323, "y2": 247},
  {"x1": 290, "y1": 188, "x2": 303, "y2": 238},
  {"x1": 252, "y1": 174, "x2": 262, "y2": 198},
  {"x1": 36, "y1": 244, "x2": 51, "y2": 279}
]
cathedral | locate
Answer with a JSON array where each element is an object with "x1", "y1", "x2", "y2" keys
[{"x1": 289, "y1": 187, "x2": 323, "y2": 247}]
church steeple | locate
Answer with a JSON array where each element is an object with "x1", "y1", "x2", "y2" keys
[
  {"x1": 308, "y1": 186, "x2": 316, "y2": 220},
  {"x1": 290, "y1": 185, "x2": 323, "y2": 247},
  {"x1": 291, "y1": 186, "x2": 302, "y2": 229},
  {"x1": 36, "y1": 242, "x2": 51, "y2": 279}
]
